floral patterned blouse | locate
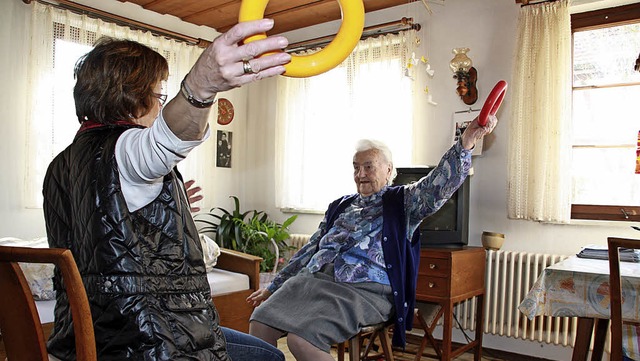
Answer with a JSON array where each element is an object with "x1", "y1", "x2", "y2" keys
[{"x1": 267, "y1": 141, "x2": 472, "y2": 293}]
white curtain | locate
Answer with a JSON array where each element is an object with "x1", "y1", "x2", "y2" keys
[
  {"x1": 274, "y1": 32, "x2": 417, "y2": 212},
  {"x1": 24, "y1": 2, "x2": 204, "y2": 208},
  {"x1": 507, "y1": 0, "x2": 572, "y2": 223}
]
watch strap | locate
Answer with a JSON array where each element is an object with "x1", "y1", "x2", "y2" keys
[{"x1": 180, "y1": 76, "x2": 216, "y2": 108}]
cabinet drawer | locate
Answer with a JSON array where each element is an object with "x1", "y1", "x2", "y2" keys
[
  {"x1": 419, "y1": 257, "x2": 451, "y2": 277},
  {"x1": 416, "y1": 275, "x2": 449, "y2": 298}
]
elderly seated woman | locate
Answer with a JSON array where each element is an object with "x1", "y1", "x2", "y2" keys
[{"x1": 247, "y1": 115, "x2": 497, "y2": 361}]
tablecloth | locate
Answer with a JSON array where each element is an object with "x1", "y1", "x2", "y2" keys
[{"x1": 519, "y1": 256, "x2": 640, "y2": 360}]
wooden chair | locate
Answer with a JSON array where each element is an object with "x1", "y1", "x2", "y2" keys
[
  {"x1": 336, "y1": 322, "x2": 395, "y2": 361},
  {"x1": 607, "y1": 237, "x2": 640, "y2": 361},
  {"x1": 0, "y1": 246, "x2": 96, "y2": 361},
  {"x1": 412, "y1": 302, "x2": 444, "y2": 361}
]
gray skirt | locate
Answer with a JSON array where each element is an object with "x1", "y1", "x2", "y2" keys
[{"x1": 250, "y1": 265, "x2": 394, "y2": 352}]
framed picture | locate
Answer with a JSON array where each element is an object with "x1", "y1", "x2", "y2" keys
[
  {"x1": 636, "y1": 130, "x2": 640, "y2": 174},
  {"x1": 452, "y1": 110, "x2": 482, "y2": 156},
  {"x1": 216, "y1": 130, "x2": 232, "y2": 168}
]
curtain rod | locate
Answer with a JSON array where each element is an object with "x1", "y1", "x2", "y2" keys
[
  {"x1": 286, "y1": 17, "x2": 421, "y2": 53},
  {"x1": 22, "y1": 1, "x2": 419, "y2": 53},
  {"x1": 518, "y1": 0, "x2": 558, "y2": 6},
  {"x1": 23, "y1": 0, "x2": 212, "y2": 48}
]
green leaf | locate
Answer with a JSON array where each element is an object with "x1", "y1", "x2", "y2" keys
[
  {"x1": 193, "y1": 195, "x2": 297, "y2": 272},
  {"x1": 282, "y1": 215, "x2": 298, "y2": 229}
]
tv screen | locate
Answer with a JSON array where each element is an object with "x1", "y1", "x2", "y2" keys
[{"x1": 393, "y1": 167, "x2": 469, "y2": 248}]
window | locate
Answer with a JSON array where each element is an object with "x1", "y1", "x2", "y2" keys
[
  {"x1": 24, "y1": 3, "x2": 202, "y2": 208},
  {"x1": 570, "y1": 4, "x2": 640, "y2": 222},
  {"x1": 51, "y1": 39, "x2": 93, "y2": 158},
  {"x1": 275, "y1": 32, "x2": 417, "y2": 212}
]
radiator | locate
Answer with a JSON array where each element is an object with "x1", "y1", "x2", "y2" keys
[
  {"x1": 285, "y1": 234, "x2": 311, "y2": 259},
  {"x1": 288, "y1": 233, "x2": 311, "y2": 251},
  {"x1": 483, "y1": 250, "x2": 575, "y2": 345},
  {"x1": 286, "y1": 235, "x2": 585, "y2": 347},
  {"x1": 451, "y1": 250, "x2": 586, "y2": 348}
]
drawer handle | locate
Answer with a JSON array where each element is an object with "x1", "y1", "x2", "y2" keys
[
  {"x1": 429, "y1": 264, "x2": 436, "y2": 269},
  {"x1": 429, "y1": 282, "x2": 435, "y2": 288}
]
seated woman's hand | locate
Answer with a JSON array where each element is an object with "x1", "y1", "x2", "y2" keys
[
  {"x1": 247, "y1": 288, "x2": 272, "y2": 307},
  {"x1": 461, "y1": 115, "x2": 498, "y2": 150}
]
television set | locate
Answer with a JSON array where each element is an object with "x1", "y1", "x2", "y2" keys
[{"x1": 392, "y1": 166, "x2": 470, "y2": 248}]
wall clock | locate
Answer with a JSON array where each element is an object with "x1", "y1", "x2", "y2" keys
[{"x1": 217, "y1": 98, "x2": 234, "y2": 125}]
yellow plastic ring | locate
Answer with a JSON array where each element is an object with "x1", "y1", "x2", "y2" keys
[{"x1": 239, "y1": 0, "x2": 365, "y2": 78}]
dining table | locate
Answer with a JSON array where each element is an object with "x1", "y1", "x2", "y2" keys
[{"x1": 518, "y1": 255, "x2": 640, "y2": 361}]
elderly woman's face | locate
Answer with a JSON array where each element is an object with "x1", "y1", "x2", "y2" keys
[{"x1": 353, "y1": 149, "x2": 392, "y2": 197}]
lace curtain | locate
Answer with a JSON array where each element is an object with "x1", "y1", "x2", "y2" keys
[
  {"x1": 274, "y1": 31, "x2": 417, "y2": 212},
  {"x1": 24, "y1": 2, "x2": 203, "y2": 208},
  {"x1": 507, "y1": 0, "x2": 572, "y2": 223}
]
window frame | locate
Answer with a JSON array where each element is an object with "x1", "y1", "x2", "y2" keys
[{"x1": 570, "y1": 3, "x2": 640, "y2": 222}]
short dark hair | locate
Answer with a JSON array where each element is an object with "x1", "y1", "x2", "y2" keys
[{"x1": 73, "y1": 37, "x2": 169, "y2": 124}]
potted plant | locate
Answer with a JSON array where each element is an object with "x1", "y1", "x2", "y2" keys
[{"x1": 194, "y1": 196, "x2": 297, "y2": 277}]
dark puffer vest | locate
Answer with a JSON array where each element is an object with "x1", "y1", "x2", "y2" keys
[{"x1": 43, "y1": 124, "x2": 230, "y2": 361}]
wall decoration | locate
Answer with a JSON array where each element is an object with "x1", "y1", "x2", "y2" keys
[
  {"x1": 217, "y1": 98, "x2": 234, "y2": 125},
  {"x1": 452, "y1": 109, "x2": 482, "y2": 156},
  {"x1": 216, "y1": 130, "x2": 232, "y2": 168},
  {"x1": 450, "y1": 47, "x2": 478, "y2": 105},
  {"x1": 405, "y1": 51, "x2": 438, "y2": 106}
]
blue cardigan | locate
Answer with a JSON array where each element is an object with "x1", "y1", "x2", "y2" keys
[{"x1": 324, "y1": 186, "x2": 421, "y2": 348}]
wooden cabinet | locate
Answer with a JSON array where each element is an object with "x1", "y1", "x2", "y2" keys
[{"x1": 416, "y1": 247, "x2": 486, "y2": 361}]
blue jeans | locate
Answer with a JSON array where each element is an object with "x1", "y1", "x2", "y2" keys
[{"x1": 222, "y1": 327, "x2": 284, "y2": 361}]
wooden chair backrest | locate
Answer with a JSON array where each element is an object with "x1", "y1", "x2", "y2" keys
[
  {"x1": 607, "y1": 237, "x2": 640, "y2": 361},
  {"x1": 0, "y1": 246, "x2": 96, "y2": 361}
]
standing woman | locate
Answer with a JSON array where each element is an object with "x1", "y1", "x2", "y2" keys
[{"x1": 43, "y1": 20, "x2": 290, "y2": 361}]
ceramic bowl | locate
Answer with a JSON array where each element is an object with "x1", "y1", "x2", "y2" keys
[{"x1": 481, "y1": 231, "x2": 505, "y2": 251}]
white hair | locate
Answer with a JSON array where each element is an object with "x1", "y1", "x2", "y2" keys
[{"x1": 354, "y1": 139, "x2": 397, "y2": 185}]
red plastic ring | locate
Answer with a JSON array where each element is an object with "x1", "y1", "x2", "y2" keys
[{"x1": 478, "y1": 80, "x2": 508, "y2": 126}]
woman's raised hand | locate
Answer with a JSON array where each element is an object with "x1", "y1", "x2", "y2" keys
[{"x1": 186, "y1": 19, "x2": 291, "y2": 100}]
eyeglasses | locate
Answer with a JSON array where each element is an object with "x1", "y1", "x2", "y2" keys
[{"x1": 153, "y1": 93, "x2": 168, "y2": 105}]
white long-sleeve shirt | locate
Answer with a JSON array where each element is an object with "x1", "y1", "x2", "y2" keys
[{"x1": 115, "y1": 111, "x2": 209, "y2": 212}]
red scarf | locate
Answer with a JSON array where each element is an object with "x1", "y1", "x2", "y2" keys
[{"x1": 77, "y1": 119, "x2": 142, "y2": 134}]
